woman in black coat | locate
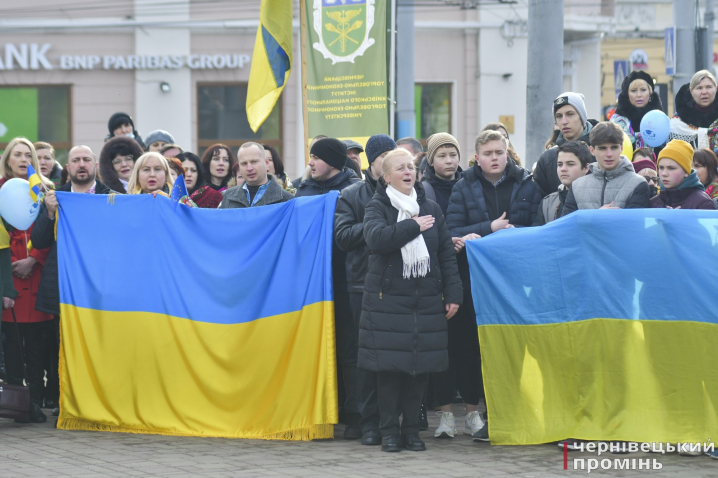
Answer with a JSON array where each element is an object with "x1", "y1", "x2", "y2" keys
[{"x1": 360, "y1": 149, "x2": 462, "y2": 453}]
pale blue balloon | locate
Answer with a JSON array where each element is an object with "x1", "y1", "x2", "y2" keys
[
  {"x1": 640, "y1": 110, "x2": 671, "y2": 148},
  {"x1": 0, "y1": 178, "x2": 40, "y2": 231}
]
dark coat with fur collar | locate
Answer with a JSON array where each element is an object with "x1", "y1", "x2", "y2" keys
[
  {"x1": 615, "y1": 85, "x2": 663, "y2": 134},
  {"x1": 98, "y1": 136, "x2": 145, "y2": 194},
  {"x1": 674, "y1": 83, "x2": 718, "y2": 129}
]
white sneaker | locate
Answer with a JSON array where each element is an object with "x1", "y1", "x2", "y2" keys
[
  {"x1": 434, "y1": 411, "x2": 456, "y2": 438},
  {"x1": 464, "y1": 411, "x2": 485, "y2": 436},
  {"x1": 678, "y1": 443, "x2": 703, "y2": 456}
]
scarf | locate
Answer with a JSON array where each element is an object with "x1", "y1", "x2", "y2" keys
[{"x1": 385, "y1": 185, "x2": 430, "y2": 279}]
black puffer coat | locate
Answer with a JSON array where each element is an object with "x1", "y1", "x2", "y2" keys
[
  {"x1": 358, "y1": 180, "x2": 463, "y2": 376},
  {"x1": 31, "y1": 180, "x2": 114, "y2": 315},
  {"x1": 334, "y1": 169, "x2": 379, "y2": 293},
  {"x1": 294, "y1": 167, "x2": 359, "y2": 197}
]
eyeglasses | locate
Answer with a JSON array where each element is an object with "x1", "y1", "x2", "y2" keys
[
  {"x1": 644, "y1": 176, "x2": 659, "y2": 184},
  {"x1": 112, "y1": 156, "x2": 134, "y2": 166}
]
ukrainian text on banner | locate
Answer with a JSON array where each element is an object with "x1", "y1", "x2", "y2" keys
[
  {"x1": 302, "y1": 0, "x2": 390, "y2": 166},
  {"x1": 56, "y1": 192, "x2": 339, "y2": 440},
  {"x1": 466, "y1": 210, "x2": 718, "y2": 445}
]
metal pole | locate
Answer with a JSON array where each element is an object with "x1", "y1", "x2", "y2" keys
[
  {"x1": 388, "y1": 0, "x2": 397, "y2": 138},
  {"x1": 525, "y1": 0, "x2": 563, "y2": 169},
  {"x1": 395, "y1": 0, "x2": 415, "y2": 139},
  {"x1": 674, "y1": 0, "x2": 696, "y2": 89},
  {"x1": 707, "y1": 0, "x2": 715, "y2": 69}
]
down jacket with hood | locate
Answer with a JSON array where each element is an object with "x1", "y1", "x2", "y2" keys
[
  {"x1": 358, "y1": 180, "x2": 462, "y2": 376},
  {"x1": 561, "y1": 156, "x2": 650, "y2": 214},
  {"x1": 650, "y1": 171, "x2": 716, "y2": 210}
]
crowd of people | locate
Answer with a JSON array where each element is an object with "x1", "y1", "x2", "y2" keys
[{"x1": 0, "y1": 68, "x2": 717, "y2": 458}]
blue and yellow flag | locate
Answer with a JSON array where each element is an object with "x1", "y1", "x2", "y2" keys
[
  {"x1": 56, "y1": 192, "x2": 338, "y2": 439},
  {"x1": 467, "y1": 209, "x2": 718, "y2": 445},
  {"x1": 170, "y1": 174, "x2": 188, "y2": 202},
  {"x1": 246, "y1": 0, "x2": 292, "y2": 132},
  {"x1": 27, "y1": 163, "x2": 43, "y2": 203}
]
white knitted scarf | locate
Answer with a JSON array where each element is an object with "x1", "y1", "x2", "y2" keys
[{"x1": 385, "y1": 185, "x2": 430, "y2": 279}]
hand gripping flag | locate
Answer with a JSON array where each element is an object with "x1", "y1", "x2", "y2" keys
[
  {"x1": 27, "y1": 164, "x2": 44, "y2": 203},
  {"x1": 246, "y1": 0, "x2": 292, "y2": 132},
  {"x1": 170, "y1": 175, "x2": 189, "y2": 203}
]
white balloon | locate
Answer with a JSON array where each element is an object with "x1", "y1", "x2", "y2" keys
[{"x1": 0, "y1": 178, "x2": 41, "y2": 231}]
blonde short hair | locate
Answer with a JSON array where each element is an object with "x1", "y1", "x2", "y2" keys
[
  {"x1": 381, "y1": 148, "x2": 414, "y2": 176},
  {"x1": 0, "y1": 137, "x2": 53, "y2": 187},
  {"x1": 690, "y1": 70, "x2": 717, "y2": 90},
  {"x1": 628, "y1": 78, "x2": 652, "y2": 95},
  {"x1": 127, "y1": 152, "x2": 173, "y2": 194},
  {"x1": 474, "y1": 130, "x2": 508, "y2": 154}
]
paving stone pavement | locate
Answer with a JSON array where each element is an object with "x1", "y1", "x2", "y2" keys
[{"x1": 0, "y1": 407, "x2": 715, "y2": 477}]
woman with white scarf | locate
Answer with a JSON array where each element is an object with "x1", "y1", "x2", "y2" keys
[{"x1": 359, "y1": 149, "x2": 463, "y2": 453}]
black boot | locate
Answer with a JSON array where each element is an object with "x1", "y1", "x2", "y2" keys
[
  {"x1": 361, "y1": 429, "x2": 381, "y2": 446},
  {"x1": 381, "y1": 435, "x2": 402, "y2": 452},
  {"x1": 402, "y1": 433, "x2": 426, "y2": 451},
  {"x1": 15, "y1": 402, "x2": 46, "y2": 424}
]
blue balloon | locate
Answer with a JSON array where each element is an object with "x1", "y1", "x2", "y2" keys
[
  {"x1": 0, "y1": 178, "x2": 40, "y2": 231},
  {"x1": 639, "y1": 110, "x2": 671, "y2": 148}
]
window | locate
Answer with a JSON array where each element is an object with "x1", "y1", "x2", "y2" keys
[
  {"x1": 415, "y1": 83, "x2": 452, "y2": 145},
  {"x1": 197, "y1": 83, "x2": 282, "y2": 156},
  {"x1": 0, "y1": 85, "x2": 72, "y2": 163}
]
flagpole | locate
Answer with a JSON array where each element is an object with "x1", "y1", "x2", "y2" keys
[{"x1": 300, "y1": 0, "x2": 310, "y2": 166}]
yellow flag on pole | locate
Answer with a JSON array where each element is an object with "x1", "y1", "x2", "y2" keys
[{"x1": 246, "y1": 0, "x2": 293, "y2": 133}]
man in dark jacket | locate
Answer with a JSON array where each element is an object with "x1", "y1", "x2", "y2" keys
[
  {"x1": 334, "y1": 134, "x2": 396, "y2": 445},
  {"x1": 561, "y1": 122, "x2": 650, "y2": 215},
  {"x1": 219, "y1": 142, "x2": 293, "y2": 208},
  {"x1": 31, "y1": 145, "x2": 113, "y2": 416},
  {"x1": 445, "y1": 130, "x2": 541, "y2": 442},
  {"x1": 295, "y1": 137, "x2": 361, "y2": 438},
  {"x1": 534, "y1": 92, "x2": 597, "y2": 197}
]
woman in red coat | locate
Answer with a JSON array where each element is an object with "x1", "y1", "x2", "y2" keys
[{"x1": 0, "y1": 137, "x2": 54, "y2": 423}]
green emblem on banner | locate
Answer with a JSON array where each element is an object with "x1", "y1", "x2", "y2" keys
[{"x1": 313, "y1": 0, "x2": 375, "y2": 64}]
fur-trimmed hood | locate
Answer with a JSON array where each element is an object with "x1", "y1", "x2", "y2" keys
[
  {"x1": 674, "y1": 83, "x2": 718, "y2": 129},
  {"x1": 615, "y1": 76, "x2": 663, "y2": 132},
  {"x1": 98, "y1": 136, "x2": 146, "y2": 194}
]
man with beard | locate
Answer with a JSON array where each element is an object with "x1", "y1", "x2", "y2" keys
[{"x1": 30, "y1": 145, "x2": 113, "y2": 416}]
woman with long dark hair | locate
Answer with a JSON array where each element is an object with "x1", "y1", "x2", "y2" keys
[
  {"x1": 201, "y1": 144, "x2": 237, "y2": 192},
  {"x1": 179, "y1": 152, "x2": 223, "y2": 208}
]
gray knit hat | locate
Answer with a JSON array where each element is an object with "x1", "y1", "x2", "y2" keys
[
  {"x1": 553, "y1": 92, "x2": 588, "y2": 126},
  {"x1": 427, "y1": 133, "x2": 461, "y2": 166},
  {"x1": 145, "y1": 130, "x2": 175, "y2": 147},
  {"x1": 365, "y1": 134, "x2": 396, "y2": 164}
]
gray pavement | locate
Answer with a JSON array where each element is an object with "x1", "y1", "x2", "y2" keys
[{"x1": 0, "y1": 406, "x2": 715, "y2": 477}]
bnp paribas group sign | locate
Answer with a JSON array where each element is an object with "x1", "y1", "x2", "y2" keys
[{"x1": 0, "y1": 43, "x2": 251, "y2": 70}]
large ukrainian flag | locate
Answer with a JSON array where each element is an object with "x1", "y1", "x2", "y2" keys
[
  {"x1": 56, "y1": 192, "x2": 338, "y2": 439},
  {"x1": 467, "y1": 209, "x2": 718, "y2": 445},
  {"x1": 246, "y1": 0, "x2": 292, "y2": 132}
]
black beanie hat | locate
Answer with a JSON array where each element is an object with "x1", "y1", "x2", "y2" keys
[
  {"x1": 620, "y1": 70, "x2": 654, "y2": 95},
  {"x1": 310, "y1": 138, "x2": 347, "y2": 170},
  {"x1": 108, "y1": 112, "x2": 134, "y2": 134}
]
